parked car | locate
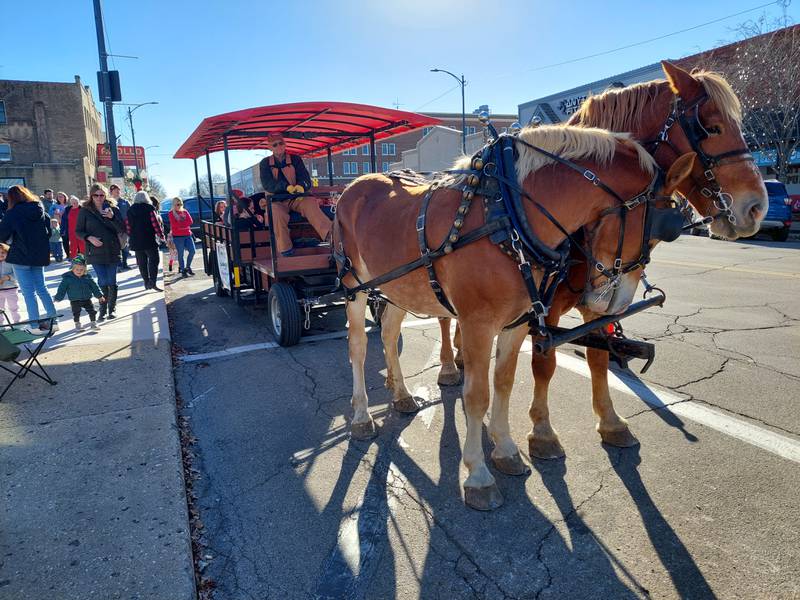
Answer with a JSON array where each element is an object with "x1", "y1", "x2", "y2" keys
[
  {"x1": 160, "y1": 195, "x2": 221, "y2": 237},
  {"x1": 760, "y1": 180, "x2": 792, "y2": 241}
]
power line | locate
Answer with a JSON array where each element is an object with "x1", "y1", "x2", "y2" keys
[
  {"x1": 492, "y1": 1, "x2": 779, "y2": 78},
  {"x1": 414, "y1": 83, "x2": 461, "y2": 111}
]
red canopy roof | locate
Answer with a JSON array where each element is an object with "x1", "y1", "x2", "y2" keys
[{"x1": 174, "y1": 101, "x2": 441, "y2": 160}]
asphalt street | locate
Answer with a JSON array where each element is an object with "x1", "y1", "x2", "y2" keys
[{"x1": 168, "y1": 234, "x2": 800, "y2": 600}]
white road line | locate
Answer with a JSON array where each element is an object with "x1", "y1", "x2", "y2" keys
[
  {"x1": 178, "y1": 317, "x2": 440, "y2": 363},
  {"x1": 519, "y1": 341, "x2": 800, "y2": 464}
]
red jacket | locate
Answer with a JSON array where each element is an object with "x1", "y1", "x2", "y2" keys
[{"x1": 168, "y1": 210, "x2": 193, "y2": 237}]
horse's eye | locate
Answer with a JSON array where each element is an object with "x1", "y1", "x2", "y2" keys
[{"x1": 706, "y1": 125, "x2": 722, "y2": 135}]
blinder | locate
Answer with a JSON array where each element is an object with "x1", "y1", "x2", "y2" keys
[{"x1": 645, "y1": 203, "x2": 685, "y2": 243}]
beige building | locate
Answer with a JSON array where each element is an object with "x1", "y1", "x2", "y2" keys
[{"x1": 0, "y1": 76, "x2": 104, "y2": 197}]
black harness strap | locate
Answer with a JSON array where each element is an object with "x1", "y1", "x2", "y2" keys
[{"x1": 416, "y1": 187, "x2": 456, "y2": 314}]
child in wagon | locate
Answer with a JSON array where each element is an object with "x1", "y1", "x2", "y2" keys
[{"x1": 53, "y1": 255, "x2": 105, "y2": 330}]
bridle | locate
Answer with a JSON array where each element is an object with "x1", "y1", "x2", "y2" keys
[{"x1": 645, "y1": 93, "x2": 754, "y2": 226}]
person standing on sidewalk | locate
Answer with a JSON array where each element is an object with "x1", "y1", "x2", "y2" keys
[
  {"x1": 41, "y1": 189, "x2": 54, "y2": 216},
  {"x1": 0, "y1": 185, "x2": 58, "y2": 334},
  {"x1": 127, "y1": 191, "x2": 164, "y2": 291},
  {"x1": 110, "y1": 184, "x2": 132, "y2": 271},
  {"x1": 0, "y1": 243, "x2": 21, "y2": 323},
  {"x1": 53, "y1": 255, "x2": 105, "y2": 331},
  {"x1": 167, "y1": 197, "x2": 195, "y2": 277},
  {"x1": 65, "y1": 195, "x2": 85, "y2": 259},
  {"x1": 49, "y1": 218, "x2": 64, "y2": 262},
  {"x1": 76, "y1": 184, "x2": 125, "y2": 321}
]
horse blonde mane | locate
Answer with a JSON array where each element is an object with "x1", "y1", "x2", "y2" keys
[
  {"x1": 454, "y1": 125, "x2": 655, "y2": 187},
  {"x1": 570, "y1": 69, "x2": 742, "y2": 131}
]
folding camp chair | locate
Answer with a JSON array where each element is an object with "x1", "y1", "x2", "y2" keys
[{"x1": 0, "y1": 311, "x2": 59, "y2": 401}]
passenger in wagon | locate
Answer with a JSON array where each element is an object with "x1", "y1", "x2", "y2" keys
[{"x1": 258, "y1": 134, "x2": 332, "y2": 257}]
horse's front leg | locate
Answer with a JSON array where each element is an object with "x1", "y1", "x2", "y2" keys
[
  {"x1": 437, "y1": 317, "x2": 461, "y2": 386},
  {"x1": 488, "y1": 324, "x2": 530, "y2": 475},
  {"x1": 381, "y1": 303, "x2": 419, "y2": 413},
  {"x1": 528, "y1": 315, "x2": 566, "y2": 459},
  {"x1": 579, "y1": 309, "x2": 639, "y2": 448},
  {"x1": 347, "y1": 292, "x2": 377, "y2": 439},
  {"x1": 460, "y1": 320, "x2": 503, "y2": 510}
]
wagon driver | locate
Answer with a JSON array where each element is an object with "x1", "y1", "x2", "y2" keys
[{"x1": 259, "y1": 134, "x2": 332, "y2": 257}]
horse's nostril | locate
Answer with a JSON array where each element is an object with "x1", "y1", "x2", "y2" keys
[{"x1": 749, "y1": 200, "x2": 765, "y2": 222}]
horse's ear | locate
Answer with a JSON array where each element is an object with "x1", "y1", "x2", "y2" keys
[
  {"x1": 664, "y1": 152, "x2": 696, "y2": 194},
  {"x1": 661, "y1": 61, "x2": 702, "y2": 98}
]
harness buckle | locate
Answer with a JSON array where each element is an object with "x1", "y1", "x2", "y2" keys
[
  {"x1": 613, "y1": 258, "x2": 622, "y2": 270},
  {"x1": 595, "y1": 262, "x2": 606, "y2": 273},
  {"x1": 583, "y1": 170, "x2": 598, "y2": 183},
  {"x1": 704, "y1": 169, "x2": 716, "y2": 181},
  {"x1": 700, "y1": 187, "x2": 714, "y2": 198},
  {"x1": 415, "y1": 215, "x2": 425, "y2": 232}
]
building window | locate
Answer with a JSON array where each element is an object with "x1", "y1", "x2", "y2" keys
[
  {"x1": 0, "y1": 144, "x2": 11, "y2": 162},
  {"x1": 361, "y1": 145, "x2": 369, "y2": 155},
  {"x1": 382, "y1": 162, "x2": 390, "y2": 173},
  {"x1": 350, "y1": 162, "x2": 358, "y2": 175},
  {"x1": 381, "y1": 143, "x2": 396, "y2": 156},
  {"x1": 0, "y1": 101, "x2": 6, "y2": 124},
  {"x1": 0, "y1": 177, "x2": 25, "y2": 192},
  {"x1": 343, "y1": 162, "x2": 360, "y2": 175},
  {"x1": 466, "y1": 126, "x2": 477, "y2": 135},
  {"x1": 363, "y1": 162, "x2": 370, "y2": 174},
  {"x1": 422, "y1": 127, "x2": 433, "y2": 136}
]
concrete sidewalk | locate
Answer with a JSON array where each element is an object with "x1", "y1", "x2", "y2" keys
[{"x1": 0, "y1": 262, "x2": 195, "y2": 599}]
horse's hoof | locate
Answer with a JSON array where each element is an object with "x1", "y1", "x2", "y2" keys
[
  {"x1": 437, "y1": 369, "x2": 462, "y2": 387},
  {"x1": 528, "y1": 437, "x2": 566, "y2": 460},
  {"x1": 393, "y1": 395, "x2": 420, "y2": 414},
  {"x1": 492, "y1": 452, "x2": 531, "y2": 476},
  {"x1": 599, "y1": 427, "x2": 640, "y2": 448},
  {"x1": 463, "y1": 482, "x2": 504, "y2": 511},
  {"x1": 351, "y1": 419, "x2": 378, "y2": 440}
]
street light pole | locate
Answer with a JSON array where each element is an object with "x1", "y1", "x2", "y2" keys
[
  {"x1": 124, "y1": 101, "x2": 158, "y2": 177},
  {"x1": 431, "y1": 68, "x2": 467, "y2": 154},
  {"x1": 92, "y1": 0, "x2": 121, "y2": 177}
]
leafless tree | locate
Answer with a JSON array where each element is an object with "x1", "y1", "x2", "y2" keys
[
  {"x1": 699, "y1": 15, "x2": 799, "y2": 182},
  {"x1": 180, "y1": 173, "x2": 226, "y2": 198}
]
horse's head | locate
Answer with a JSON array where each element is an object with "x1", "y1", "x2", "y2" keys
[
  {"x1": 582, "y1": 151, "x2": 697, "y2": 315},
  {"x1": 659, "y1": 62, "x2": 766, "y2": 239},
  {"x1": 571, "y1": 63, "x2": 767, "y2": 239}
]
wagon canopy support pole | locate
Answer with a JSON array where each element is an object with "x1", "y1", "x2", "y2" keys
[
  {"x1": 194, "y1": 158, "x2": 209, "y2": 274},
  {"x1": 327, "y1": 147, "x2": 334, "y2": 186},
  {"x1": 223, "y1": 134, "x2": 242, "y2": 303},
  {"x1": 369, "y1": 131, "x2": 377, "y2": 174}
]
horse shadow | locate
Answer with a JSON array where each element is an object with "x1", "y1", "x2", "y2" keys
[{"x1": 603, "y1": 444, "x2": 716, "y2": 599}]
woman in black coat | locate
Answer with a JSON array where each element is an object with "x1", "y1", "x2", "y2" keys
[
  {"x1": 0, "y1": 185, "x2": 58, "y2": 333},
  {"x1": 75, "y1": 183, "x2": 125, "y2": 320},
  {"x1": 126, "y1": 191, "x2": 164, "y2": 291}
]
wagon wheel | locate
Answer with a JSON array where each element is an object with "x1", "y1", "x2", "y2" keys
[
  {"x1": 268, "y1": 282, "x2": 302, "y2": 346},
  {"x1": 368, "y1": 298, "x2": 387, "y2": 327}
]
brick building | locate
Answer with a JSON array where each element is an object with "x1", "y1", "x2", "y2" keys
[
  {"x1": 0, "y1": 76, "x2": 104, "y2": 197},
  {"x1": 230, "y1": 111, "x2": 517, "y2": 193}
]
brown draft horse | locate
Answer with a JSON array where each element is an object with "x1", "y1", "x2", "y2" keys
[
  {"x1": 436, "y1": 62, "x2": 768, "y2": 463},
  {"x1": 334, "y1": 125, "x2": 698, "y2": 510}
]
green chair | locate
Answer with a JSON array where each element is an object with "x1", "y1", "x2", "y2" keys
[{"x1": 0, "y1": 311, "x2": 59, "y2": 401}]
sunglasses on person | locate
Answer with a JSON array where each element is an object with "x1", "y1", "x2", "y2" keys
[
  {"x1": 270, "y1": 140, "x2": 285, "y2": 148},
  {"x1": 92, "y1": 193, "x2": 106, "y2": 198}
]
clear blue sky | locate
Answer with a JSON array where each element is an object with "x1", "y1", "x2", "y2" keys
[{"x1": 3, "y1": 0, "x2": 794, "y2": 195}]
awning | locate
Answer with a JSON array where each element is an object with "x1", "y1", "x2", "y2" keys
[{"x1": 174, "y1": 102, "x2": 441, "y2": 160}]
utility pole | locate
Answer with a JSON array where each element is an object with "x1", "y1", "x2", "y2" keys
[
  {"x1": 431, "y1": 68, "x2": 467, "y2": 154},
  {"x1": 92, "y1": 0, "x2": 121, "y2": 177}
]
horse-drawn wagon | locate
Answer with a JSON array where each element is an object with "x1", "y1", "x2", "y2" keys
[{"x1": 174, "y1": 102, "x2": 440, "y2": 345}]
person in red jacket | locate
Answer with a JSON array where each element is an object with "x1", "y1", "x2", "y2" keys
[
  {"x1": 167, "y1": 197, "x2": 195, "y2": 277},
  {"x1": 67, "y1": 196, "x2": 86, "y2": 258}
]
